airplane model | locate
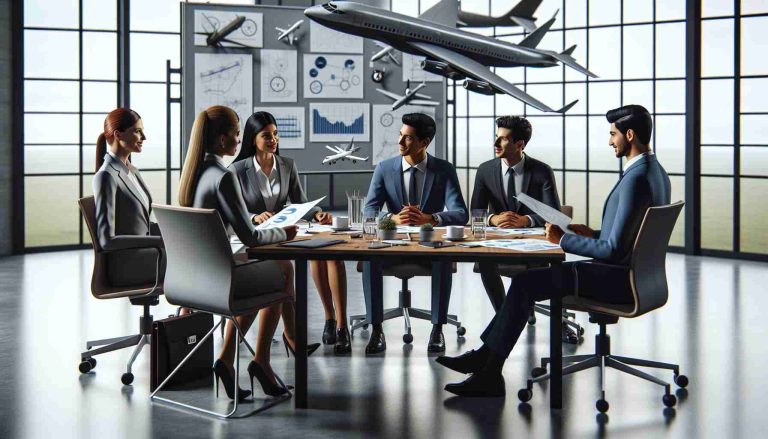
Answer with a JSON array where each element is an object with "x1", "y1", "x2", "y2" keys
[
  {"x1": 457, "y1": 0, "x2": 542, "y2": 32},
  {"x1": 370, "y1": 41, "x2": 400, "y2": 65},
  {"x1": 305, "y1": 1, "x2": 597, "y2": 113},
  {"x1": 276, "y1": 20, "x2": 303, "y2": 46},
  {"x1": 376, "y1": 80, "x2": 440, "y2": 111},
  {"x1": 199, "y1": 15, "x2": 248, "y2": 47},
  {"x1": 322, "y1": 139, "x2": 369, "y2": 165}
]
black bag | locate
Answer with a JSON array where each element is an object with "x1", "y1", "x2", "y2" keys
[{"x1": 151, "y1": 312, "x2": 214, "y2": 392}]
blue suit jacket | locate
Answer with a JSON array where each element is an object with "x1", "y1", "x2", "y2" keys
[
  {"x1": 364, "y1": 154, "x2": 468, "y2": 226},
  {"x1": 561, "y1": 154, "x2": 671, "y2": 265}
]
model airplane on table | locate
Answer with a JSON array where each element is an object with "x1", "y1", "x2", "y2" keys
[
  {"x1": 322, "y1": 139, "x2": 368, "y2": 165},
  {"x1": 199, "y1": 15, "x2": 248, "y2": 47},
  {"x1": 376, "y1": 80, "x2": 439, "y2": 111},
  {"x1": 276, "y1": 20, "x2": 303, "y2": 45},
  {"x1": 457, "y1": 0, "x2": 541, "y2": 32},
  {"x1": 305, "y1": 1, "x2": 597, "y2": 113}
]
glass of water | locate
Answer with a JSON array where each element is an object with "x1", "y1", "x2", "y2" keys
[
  {"x1": 362, "y1": 208, "x2": 380, "y2": 241},
  {"x1": 471, "y1": 209, "x2": 487, "y2": 240}
]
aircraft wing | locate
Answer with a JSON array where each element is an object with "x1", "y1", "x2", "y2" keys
[
  {"x1": 408, "y1": 41, "x2": 575, "y2": 113},
  {"x1": 375, "y1": 88, "x2": 401, "y2": 101},
  {"x1": 414, "y1": 92, "x2": 433, "y2": 99},
  {"x1": 325, "y1": 145, "x2": 344, "y2": 154},
  {"x1": 409, "y1": 99, "x2": 440, "y2": 106},
  {"x1": 510, "y1": 16, "x2": 536, "y2": 32},
  {"x1": 346, "y1": 155, "x2": 368, "y2": 161}
]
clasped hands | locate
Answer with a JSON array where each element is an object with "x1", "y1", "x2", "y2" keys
[
  {"x1": 489, "y1": 211, "x2": 530, "y2": 228},
  {"x1": 544, "y1": 223, "x2": 595, "y2": 245},
  {"x1": 392, "y1": 204, "x2": 436, "y2": 226}
]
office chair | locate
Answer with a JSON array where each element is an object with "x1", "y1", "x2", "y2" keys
[
  {"x1": 151, "y1": 204, "x2": 292, "y2": 418},
  {"x1": 77, "y1": 196, "x2": 164, "y2": 385},
  {"x1": 350, "y1": 262, "x2": 465, "y2": 343},
  {"x1": 473, "y1": 205, "x2": 584, "y2": 342},
  {"x1": 518, "y1": 201, "x2": 689, "y2": 413}
]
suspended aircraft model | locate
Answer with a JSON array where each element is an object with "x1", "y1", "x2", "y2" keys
[
  {"x1": 322, "y1": 139, "x2": 369, "y2": 165},
  {"x1": 276, "y1": 20, "x2": 304, "y2": 46},
  {"x1": 376, "y1": 80, "x2": 439, "y2": 111},
  {"x1": 457, "y1": 0, "x2": 542, "y2": 32},
  {"x1": 305, "y1": 1, "x2": 597, "y2": 113}
]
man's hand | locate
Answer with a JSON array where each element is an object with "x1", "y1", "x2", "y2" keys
[
  {"x1": 545, "y1": 223, "x2": 564, "y2": 245},
  {"x1": 491, "y1": 211, "x2": 530, "y2": 228},
  {"x1": 314, "y1": 211, "x2": 332, "y2": 225},
  {"x1": 282, "y1": 225, "x2": 298, "y2": 241},
  {"x1": 253, "y1": 211, "x2": 274, "y2": 225},
  {"x1": 568, "y1": 223, "x2": 595, "y2": 237}
]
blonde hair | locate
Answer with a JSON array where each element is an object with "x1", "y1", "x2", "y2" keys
[{"x1": 178, "y1": 105, "x2": 239, "y2": 207}]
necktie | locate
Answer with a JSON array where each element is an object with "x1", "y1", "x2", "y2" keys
[
  {"x1": 507, "y1": 168, "x2": 517, "y2": 212},
  {"x1": 408, "y1": 167, "x2": 418, "y2": 206}
]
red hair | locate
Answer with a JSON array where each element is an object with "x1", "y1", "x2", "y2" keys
[{"x1": 95, "y1": 108, "x2": 142, "y2": 171}]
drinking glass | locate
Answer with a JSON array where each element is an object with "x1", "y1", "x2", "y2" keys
[
  {"x1": 362, "y1": 208, "x2": 380, "y2": 241},
  {"x1": 471, "y1": 208, "x2": 487, "y2": 240}
]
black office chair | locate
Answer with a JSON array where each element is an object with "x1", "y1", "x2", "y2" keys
[
  {"x1": 77, "y1": 196, "x2": 163, "y2": 385},
  {"x1": 518, "y1": 201, "x2": 689, "y2": 413},
  {"x1": 473, "y1": 205, "x2": 584, "y2": 342},
  {"x1": 151, "y1": 204, "x2": 292, "y2": 418},
  {"x1": 350, "y1": 261, "x2": 465, "y2": 343}
]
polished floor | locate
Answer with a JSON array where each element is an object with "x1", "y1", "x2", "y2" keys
[{"x1": 0, "y1": 250, "x2": 766, "y2": 438}]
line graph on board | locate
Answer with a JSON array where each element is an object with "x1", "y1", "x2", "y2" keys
[{"x1": 309, "y1": 103, "x2": 369, "y2": 142}]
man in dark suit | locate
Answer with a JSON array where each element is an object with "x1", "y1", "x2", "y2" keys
[
  {"x1": 363, "y1": 113, "x2": 468, "y2": 354},
  {"x1": 438, "y1": 105, "x2": 671, "y2": 397}
]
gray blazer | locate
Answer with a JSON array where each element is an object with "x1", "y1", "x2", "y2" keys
[
  {"x1": 229, "y1": 155, "x2": 320, "y2": 221},
  {"x1": 192, "y1": 155, "x2": 287, "y2": 247},
  {"x1": 470, "y1": 155, "x2": 560, "y2": 226},
  {"x1": 93, "y1": 153, "x2": 164, "y2": 286}
]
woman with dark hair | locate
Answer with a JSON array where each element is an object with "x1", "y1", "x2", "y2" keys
[
  {"x1": 178, "y1": 105, "x2": 306, "y2": 401},
  {"x1": 230, "y1": 111, "x2": 352, "y2": 355},
  {"x1": 93, "y1": 108, "x2": 165, "y2": 287}
]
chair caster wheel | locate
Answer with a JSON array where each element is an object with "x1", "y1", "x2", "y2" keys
[
  {"x1": 662, "y1": 394, "x2": 677, "y2": 408},
  {"x1": 88, "y1": 358, "x2": 97, "y2": 368},
  {"x1": 362, "y1": 324, "x2": 369, "y2": 330},
  {"x1": 578, "y1": 326, "x2": 585, "y2": 336},
  {"x1": 517, "y1": 388, "x2": 533, "y2": 402},
  {"x1": 403, "y1": 333, "x2": 413, "y2": 344},
  {"x1": 79, "y1": 361, "x2": 92, "y2": 374},
  {"x1": 531, "y1": 367, "x2": 547, "y2": 378},
  {"x1": 596, "y1": 399, "x2": 609, "y2": 413},
  {"x1": 457, "y1": 326, "x2": 466, "y2": 336},
  {"x1": 527, "y1": 315, "x2": 536, "y2": 325},
  {"x1": 121, "y1": 372, "x2": 134, "y2": 385},
  {"x1": 674, "y1": 374, "x2": 688, "y2": 388}
]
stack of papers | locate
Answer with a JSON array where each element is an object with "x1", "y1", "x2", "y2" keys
[
  {"x1": 395, "y1": 225, "x2": 447, "y2": 233},
  {"x1": 485, "y1": 227, "x2": 545, "y2": 236},
  {"x1": 478, "y1": 239, "x2": 560, "y2": 252}
]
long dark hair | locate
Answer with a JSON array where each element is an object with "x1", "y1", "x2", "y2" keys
[
  {"x1": 96, "y1": 108, "x2": 141, "y2": 171},
  {"x1": 233, "y1": 111, "x2": 279, "y2": 163}
]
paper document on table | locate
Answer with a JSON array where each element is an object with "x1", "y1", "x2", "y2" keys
[
  {"x1": 486, "y1": 227, "x2": 545, "y2": 236},
  {"x1": 515, "y1": 193, "x2": 573, "y2": 234},
  {"x1": 255, "y1": 197, "x2": 326, "y2": 230},
  {"x1": 230, "y1": 236, "x2": 245, "y2": 254},
  {"x1": 478, "y1": 239, "x2": 561, "y2": 252}
]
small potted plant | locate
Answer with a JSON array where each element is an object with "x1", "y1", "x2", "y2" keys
[
  {"x1": 377, "y1": 217, "x2": 397, "y2": 240},
  {"x1": 419, "y1": 223, "x2": 435, "y2": 242}
]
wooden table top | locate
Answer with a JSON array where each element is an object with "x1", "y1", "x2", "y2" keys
[{"x1": 246, "y1": 228, "x2": 565, "y2": 263}]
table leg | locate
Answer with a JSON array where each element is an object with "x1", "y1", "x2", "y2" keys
[
  {"x1": 295, "y1": 259, "x2": 308, "y2": 409},
  {"x1": 550, "y1": 260, "x2": 563, "y2": 409}
]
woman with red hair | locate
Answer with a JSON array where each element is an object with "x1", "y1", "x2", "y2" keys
[{"x1": 93, "y1": 108, "x2": 164, "y2": 287}]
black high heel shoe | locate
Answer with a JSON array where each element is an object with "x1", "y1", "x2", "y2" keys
[
  {"x1": 247, "y1": 361, "x2": 290, "y2": 397},
  {"x1": 322, "y1": 319, "x2": 337, "y2": 345},
  {"x1": 213, "y1": 359, "x2": 252, "y2": 401},
  {"x1": 282, "y1": 333, "x2": 320, "y2": 357}
]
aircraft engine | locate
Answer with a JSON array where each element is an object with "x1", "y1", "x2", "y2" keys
[
  {"x1": 462, "y1": 79, "x2": 496, "y2": 95},
  {"x1": 420, "y1": 60, "x2": 466, "y2": 81}
]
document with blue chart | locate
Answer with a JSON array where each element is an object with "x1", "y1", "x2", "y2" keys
[{"x1": 255, "y1": 197, "x2": 326, "y2": 230}]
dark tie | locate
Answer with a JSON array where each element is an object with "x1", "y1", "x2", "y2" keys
[
  {"x1": 408, "y1": 167, "x2": 418, "y2": 206},
  {"x1": 507, "y1": 168, "x2": 517, "y2": 212}
]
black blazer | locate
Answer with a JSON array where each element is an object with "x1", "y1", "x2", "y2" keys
[
  {"x1": 470, "y1": 155, "x2": 560, "y2": 226},
  {"x1": 229, "y1": 154, "x2": 320, "y2": 220},
  {"x1": 192, "y1": 155, "x2": 286, "y2": 247},
  {"x1": 93, "y1": 153, "x2": 163, "y2": 286}
]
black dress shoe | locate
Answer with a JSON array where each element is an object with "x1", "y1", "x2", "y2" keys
[
  {"x1": 365, "y1": 324, "x2": 386, "y2": 354},
  {"x1": 213, "y1": 359, "x2": 252, "y2": 401},
  {"x1": 427, "y1": 324, "x2": 445, "y2": 353},
  {"x1": 334, "y1": 326, "x2": 352, "y2": 355},
  {"x1": 562, "y1": 322, "x2": 579, "y2": 344},
  {"x1": 247, "y1": 361, "x2": 290, "y2": 397},
  {"x1": 322, "y1": 319, "x2": 337, "y2": 345},
  {"x1": 435, "y1": 348, "x2": 490, "y2": 374},
  {"x1": 444, "y1": 370, "x2": 506, "y2": 397},
  {"x1": 282, "y1": 334, "x2": 321, "y2": 357}
]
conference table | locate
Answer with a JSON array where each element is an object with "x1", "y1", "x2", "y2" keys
[{"x1": 247, "y1": 228, "x2": 567, "y2": 409}]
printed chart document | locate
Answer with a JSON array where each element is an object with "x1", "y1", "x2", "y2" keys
[
  {"x1": 478, "y1": 239, "x2": 561, "y2": 252},
  {"x1": 256, "y1": 197, "x2": 326, "y2": 230},
  {"x1": 515, "y1": 193, "x2": 574, "y2": 234},
  {"x1": 486, "y1": 226, "x2": 545, "y2": 235}
]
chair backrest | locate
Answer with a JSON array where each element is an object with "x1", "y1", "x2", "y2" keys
[
  {"x1": 560, "y1": 205, "x2": 573, "y2": 219},
  {"x1": 629, "y1": 201, "x2": 685, "y2": 316},
  {"x1": 78, "y1": 196, "x2": 112, "y2": 297},
  {"x1": 153, "y1": 204, "x2": 235, "y2": 315}
]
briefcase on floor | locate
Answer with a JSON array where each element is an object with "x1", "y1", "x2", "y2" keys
[{"x1": 151, "y1": 312, "x2": 214, "y2": 392}]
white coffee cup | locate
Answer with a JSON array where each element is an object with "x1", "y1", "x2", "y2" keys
[
  {"x1": 446, "y1": 225, "x2": 464, "y2": 239},
  {"x1": 332, "y1": 216, "x2": 349, "y2": 229}
]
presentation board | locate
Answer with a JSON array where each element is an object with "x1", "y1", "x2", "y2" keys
[{"x1": 181, "y1": 2, "x2": 447, "y2": 173}]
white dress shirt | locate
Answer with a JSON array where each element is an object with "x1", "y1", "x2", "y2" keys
[
  {"x1": 253, "y1": 155, "x2": 281, "y2": 212},
  {"x1": 489, "y1": 155, "x2": 533, "y2": 227},
  {"x1": 108, "y1": 150, "x2": 149, "y2": 210}
]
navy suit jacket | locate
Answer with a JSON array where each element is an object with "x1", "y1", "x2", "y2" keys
[
  {"x1": 364, "y1": 154, "x2": 468, "y2": 226},
  {"x1": 561, "y1": 154, "x2": 671, "y2": 265}
]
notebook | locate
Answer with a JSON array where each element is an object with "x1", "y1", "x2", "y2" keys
[{"x1": 279, "y1": 238, "x2": 346, "y2": 249}]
